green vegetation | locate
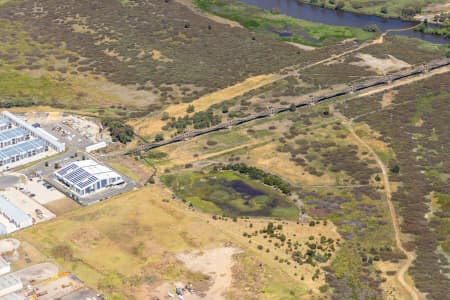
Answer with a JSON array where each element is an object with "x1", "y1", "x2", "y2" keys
[
  {"x1": 162, "y1": 171, "x2": 298, "y2": 219},
  {"x1": 102, "y1": 118, "x2": 135, "y2": 144},
  {"x1": 0, "y1": 0, "x2": 305, "y2": 108},
  {"x1": 164, "y1": 109, "x2": 222, "y2": 133},
  {"x1": 195, "y1": 0, "x2": 375, "y2": 46},
  {"x1": 416, "y1": 21, "x2": 450, "y2": 38},
  {"x1": 297, "y1": 0, "x2": 446, "y2": 20},
  {"x1": 219, "y1": 163, "x2": 291, "y2": 194},
  {"x1": 337, "y1": 72, "x2": 450, "y2": 298}
]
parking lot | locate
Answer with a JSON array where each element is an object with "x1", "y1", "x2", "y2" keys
[
  {"x1": 18, "y1": 113, "x2": 136, "y2": 206},
  {"x1": 1, "y1": 189, "x2": 55, "y2": 223}
]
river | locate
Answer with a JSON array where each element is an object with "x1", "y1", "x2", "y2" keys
[{"x1": 241, "y1": 0, "x2": 449, "y2": 44}]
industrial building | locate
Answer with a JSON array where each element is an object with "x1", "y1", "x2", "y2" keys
[
  {"x1": 0, "y1": 128, "x2": 28, "y2": 149},
  {"x1": 0, "y1": 293, "x2": 22, "y2": 300},
  {"x1": 0, "y1": 258, "x2": 10, "y2": 277},
  {"x1": 0, "y1": 111, "x2": 65, "y2": 170},
  {"x1": 0, "y1": 120, "x2": 11, "y2": 132},
  {"x1": 0, "y1": 273, "x2": 22, "y2": 297},
  {"x1": 0, "y1": 195, "x2": 33, "y2": 233},
  {"x1": 1, "y1": 111, "x2": 65, "y2": 152},
  {"x1": 0, "y1": 140, "x2": 47, "y2": 167},
  {"x1": 55, "y1": 160, "x2": 124, "y2": 198}
]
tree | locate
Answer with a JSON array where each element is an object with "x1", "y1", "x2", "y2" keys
[
  {"x1": 363, "y1": 24, "x2": 380, "y2": 32},
  {"x1": 380, "y1": 6, "x2": 388, "y2": 14},
  {"x1": 161, "y1": 111, "x2": 169, "y2": 121},
  {"x1": 289, "y1": 104, "x2": 297, "y2": 112},
  {"x1": 222, "y1": 106, "x2": 229, "y2": 114},
  {"x1": 155, "y1": 134, "x2": 164, "y2": 142},
  {"x1": 390, "y1": 165, "x2": 400, "y2": 174},
  {"x1": 186, "y1": 104, "x2": 195, "y2": 113}
]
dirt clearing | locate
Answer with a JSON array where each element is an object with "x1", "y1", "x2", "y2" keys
[
  {"x1": 177, "y1": 247, "x2": 239, "y2": 300},
  {"x1": 352, "y1": 53, "x2": 410, "y2": 74}
]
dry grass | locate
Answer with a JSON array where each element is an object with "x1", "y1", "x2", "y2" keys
[
  {"x1": 44, "y1": 197, "x2": 81, "y2": 215},
  {"x1": 15, "y1": 184, "x2": 339, "y2": 299},
  {"x1": 129, "y1": 73, "x2": 280, "y2": 137},
  {"x1": 247, "y1": 142, "x2": 337, "y2": 186},
  {"x1": 376, "y1": 260, "x2": 413, "y2": 300}
]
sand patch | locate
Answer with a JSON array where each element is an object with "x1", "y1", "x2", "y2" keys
[
  {"x1": 177, "y1": 247, "x2": 240, "y2": 300},
  {"x1": 166, "y1": 74, "x2": 280, "y2": 117},
  {"x1": 151, "y1": 49, "x2": 173, "y2": 62},
  {"x1": 352, "y1": 53, "x2": 410, "y2": 74},
  {"x1": 381, "y1": 90, "x2": 398, "y2": 108}
]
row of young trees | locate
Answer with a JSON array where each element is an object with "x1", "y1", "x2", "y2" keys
[{"x1": 164, "y1": 109, "x2": 222, "y2": 133}]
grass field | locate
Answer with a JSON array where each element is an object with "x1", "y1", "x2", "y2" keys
[{"x1": 15, "y1": 185, "x2": 340, "y2": 299}]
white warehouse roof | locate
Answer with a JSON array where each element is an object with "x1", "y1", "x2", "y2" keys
[
  {"x1": 0, "y1": 273, "x2": 22, "y2": 297},
  {"x1": 55, "y1": 160, "x2": 124, "y2": 195},
  {"x1": 0, "y1": 195, "x2": 32, "y2": 228}
]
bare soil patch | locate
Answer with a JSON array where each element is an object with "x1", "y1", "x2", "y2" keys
[{"x1": 352, "y1": 53, "x2": 410, "y2": 74}]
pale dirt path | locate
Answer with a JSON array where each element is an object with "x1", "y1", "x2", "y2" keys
[{"x1": 335, "y1": 112, "x2": 423, "y2": 300}]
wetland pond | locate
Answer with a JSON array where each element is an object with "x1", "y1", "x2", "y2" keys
[{"x1": 162, "y1": 171, "x2": 298, "y2": 220}]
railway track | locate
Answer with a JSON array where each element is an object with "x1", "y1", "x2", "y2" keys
[{"x1": 126, "y1": 57, "x2": 450, "y2": 155}]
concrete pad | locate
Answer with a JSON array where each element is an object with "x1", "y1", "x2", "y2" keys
[
  {"x1": 61, "y1": 288, "x2": 101, "y2": 300},
  {"x1": 13, "y1": 262, "x2": 58, "y2": 283},
  {"x1": 30, "y1": 275, "x2": 83, "y2": 300},
  {"x1": 18, "y1": 178, "x2": 65, "y2": 204},
  {"x1": 1, "y1": 189, "x2": 55, "y2": 223},
  {"x1": 0, "y1": 176, "x2": 20, "y2": 189}
]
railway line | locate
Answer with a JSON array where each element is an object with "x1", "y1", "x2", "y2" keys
[{"x1": 126, "y1": 57, "x2": 450, "y2": 155}]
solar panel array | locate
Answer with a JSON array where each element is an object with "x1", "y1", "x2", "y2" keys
[
  {"x1": 56, "y1": 160, "x2": 123, "y2": 195},
  {"x1": 0, "y1": 139, "x2": 45, "y2": 162}
]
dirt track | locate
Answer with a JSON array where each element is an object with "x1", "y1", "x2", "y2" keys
[{"x1": 337, "y1": 112, "x2": 423, "y2": 300}]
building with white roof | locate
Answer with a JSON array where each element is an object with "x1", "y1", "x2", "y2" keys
[
  {"x1": 0, "y1": 273, "x2": 22, "y2": 297},
  {"x1": 55, "y1": 160, "x2": 124, "y2": 198},
  {"x1": 0, "y1": 293, "x2": 22, "y2": 300},
  {"x1": 1, "y1": 111, "x2": 65, "y2": 152},
  {"x1": 0, "y1": 119, "x2": 11, "y2": 132},
  {"x1": 0, "y1": 111, "x2": 66, "y2": 170},
  {"x1": 0, "y1": 139, "x2": 47, "y2": 167},
  {"x1": 0, "y1": 257, "x2": 10, "y2": 277},
  {"x1": 0, "y1": 195, "x2": 33, "y2": 233},
  {"x1": 0, "y1": 128, "x2": 28, "y2": 149}
]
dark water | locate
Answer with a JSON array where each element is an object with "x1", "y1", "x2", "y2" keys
[
  {"x1": 241, "y1": 0, "x2": 449, "y2": 44},
  {"x1": 229, "y1": 180, "x2": 265, "y2": 197}
]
